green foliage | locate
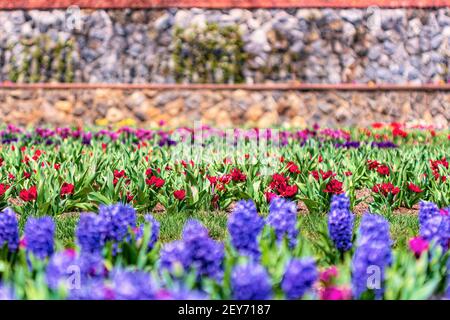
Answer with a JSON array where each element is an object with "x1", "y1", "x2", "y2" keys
[
  {"x1": 6, "y1": 35, "x2": 75, "y2": 83},
  {"x1": 172, "y1": 23, "x2": 247, "y2": 83}
]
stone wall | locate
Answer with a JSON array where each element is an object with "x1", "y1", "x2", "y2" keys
[
  {"x1": 1, "y1": 88, "x2": 448, "y2": 127},
  {"x1": 0, "y1": 8, "x2": 449, "y2": 84}
]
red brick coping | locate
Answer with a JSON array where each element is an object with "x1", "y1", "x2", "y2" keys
[
  {"x1": 0, "y1": 0, "x2": 449, "y2": 9},
  {"x1": 1, "y1": 83, "x2": 449, "y2": 91}
]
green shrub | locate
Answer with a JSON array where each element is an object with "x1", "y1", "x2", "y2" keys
[
  {"x1": 7, "y1": 35, "x2": 75, "y2": 83},
  {"x1": 172, "y1": 23, "x2": 246, "y2": 84}
]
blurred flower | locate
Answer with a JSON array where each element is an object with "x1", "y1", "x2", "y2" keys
[
  {"x1": 324, "y1": 179, "x2": 344, "y2": 194},
  {"x1": 173, "y1": 190, "x2": 186, "y2": 201},
  {"x1": 110, "y1": 269, "x2": 156, "y2": 300},
  {"x1": 160, "y1": 240, "x2": 189, "y2": 274},
  {"x1": 135, "y1": 214, "x2": 160, "y2": 252},
  {"x1": 372, "y1": 182, "x2": 399, "y2": 196},
  {"x1": 320, "y1": 287, "x2": 351, "y2": 300},
  {"x1": 155, "y1": 287, "x2": 207, "y2": 300},
  {"x1": 0, "y1": 208, "x2": 19, "y2": 251},
  {"x1": 228, "y1": 200, "x2": 265, "y2": 259},
  {"x1": 408, "y1": 183, "x2": 423, "y2": 193},
  {"x1": 76, "y1": 213, "x2": 107, "y2": 254},
  {"x1": 231, "y1": 263, "x2": 272, "y2": 300},
  {"x1": 328, "y1": 194, "x2": 354, "y2": 252},
  {"x1": 99, "y1": 204, "x2": 137, "y2": 244},
  {"x1": 0, "y1": 283, "x2": 14, "y2": 300},
  {"x1": 408, "y1": 236, "x2": 429, "y2": 258},
  {"x1": 24, "y1": 216, "x2": 55, "y2": 260},
  {"x1": 420, "y1": 215, "x2": 449, "y2": 249},
  {"x1": 419, "y1": 201, "x2": 440, "y2": 228},
  {"x1": 0, "y1": 184, "x2": 9, "y2": 197},
  {"x1": 145, "y1": 176, "x2": 165, "y2": 188},
  {"x1": 319, "y1": 266, "x2": 339, "y2": 284},
  {"x1": 267, "y1": 198, "x2": 299, "y2": 248},
  {"x1": 60, "y1": 182, "x2": 75, "y2": 197},
  {"x1": 19, "y1": 186, "x2": 37, "y2": 202},
  {"x1": 281, "y1": 258, "x2": 318, "y2": 299},
  {"x1": 230, "y1": 168, "x2": 246, "y2": 182},
  {"x1": 81, "y1": 132, "x2": 92, "y2": 145},
  {"x1": 376, "y1": 165, "x2": 390, "y2": 176},
  {"x1": 352, "y1": 214, "x2": 392, "y2": 299},
  {"x1": 181, "y1": 219, "x2": 224, "y2": 280}
]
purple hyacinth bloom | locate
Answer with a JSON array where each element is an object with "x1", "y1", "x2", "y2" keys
[
  {"x1": 135, "y1": 214, "x2": 160, "y2": 252},
  {"x1": 330, "y1": 193, "x2": 351, "y2": 211},
  {"x1": 160, "y1": 240, "x2": 189, "y2": 273},
  {"x1": 328, "y1": 194, "x2": 354, "y2": 252},
  {"x1": 69, "y1": 279, "x2": 114, "y2": 300},
  {"x1": 357, "y1": 213, "x2": 392, "y2": 248},
  {"x1": 24, "y1": 216, "x2": 55, "y2": 260},
  {"x1": 160, "y1": 220, "x2": 224, "y2": 281},
  {"x1": 231, "y1": 263, "x2": 272, "y2": 300},
  {"x1": 76, "y1": 213, "x2": 107, "y2": 254},
  {"x1": 419, "y1": 201, "x2": 440, "y2": 228},
  {"x1": 154, "y1": 287, "x2": 208, "y2": 300},
  {"x1": 0, "y1": 208, "x2": 19, "y2": 251},
  {"x1": 46, "y1": 249, "x2": 79, "y2": 290},
  {"x1": 99, "y1": 204, "x2": 137, "y2": 243},
  {"x1": 228, "y1": 200, "x2": 265, "y2": 259},
  {"x1": 46, "y1": 250, "x2": 106, "y2": 291},
  {"x1": 182, "y1": 219, "x2": 224, "y2": 280},
  {"x1": 0, "y1": 284, "x2": 15, "y2": 300},
  {"x1": 420, "y1": 215, "x2": 450, "y2": 249},
  {"x1": 110, "y1": 269, "x2": 156, "y2": 300},
  {"x1": 267, "y1": 198, "x2": 299, "y2": 248},
  {"x1": 281, "y1": 258, "x2": 318, "y2": 299},
  {"x1": 352, "y1": 214, "x2": 392, "y2": 299}
]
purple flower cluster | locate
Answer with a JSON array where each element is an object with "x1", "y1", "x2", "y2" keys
[
  {"x1": 76, "y1": 213, "x2": 107, "y2": 254},
  {"x1": 267, "y1": 198, "x2": 299, "y2": 248},
  {"x1": 160, "y1": 219, "x2": 224, "y2": 280},
  {"x1": 335, "y1": 141, "x2": 361, "y2": 149},
  {"x1": 76, "y1": 205, "x2": 156, "y2": 255},
  {"x1": 68, "y1": 280, "x2": 114, "y2": 300},
  {"x1": 419, "y1": 201, "x2": 440, "y2": 228},
  {"x1": 24, "y1": 216, "x2": 55, "y2": 260},
  {"x1": 328, "y1": 194, "x2": 354, "y2": 252},
  {"x1": 351, "y1": 214, "x2": 392, "y2": 299},
  {"x1": 281, "y1": 258, "x2": 318, "y2": 299},
  {"x1": 135, "y1": 214, "x2": 160, "y2": 252},
  {"x1": 371, "y1": 141, "x2": 398, "y2": 149},
  {"x1": 46, "y1": 250, "x2": 105, "y2": 291},
  {"x1": 110, "y1": 270, "x2": 156, "y2": 300},
  {"x1": 99, "y1": 204, "x2": 137, "y2": 243},
  {"x1": 228, "y1": 200, "x2": 265, "y2": 259},
  {"x1": 0, "y1": 284, "x2": 14, "y2": 300},
  {"x1": 0, "y1": 208, "x2": 19, "y2": 251},
  {"x1": 420, "y1": 215, "x2": 450, "y2": 249},
  {"x1": 231, "y1": 263, "x2": 272, "y2": 300},
  {"x1": 160, "y1": 240, "x2": 188, "y2": 273}
]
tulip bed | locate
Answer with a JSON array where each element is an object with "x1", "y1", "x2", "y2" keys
[{"x1": 0, "y1": 123, "x2": 449, "y2": 300}]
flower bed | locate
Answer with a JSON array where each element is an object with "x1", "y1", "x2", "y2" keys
[{"x1": 0, "y1": 123, "x2": 449, "y2": 300}]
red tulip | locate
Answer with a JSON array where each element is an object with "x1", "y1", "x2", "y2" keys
[
  {"x1": 20, "y1": 186, "x2": 37, "y2": 202},
  {"x1": 376, "y1": 165, "x2": 390, "y2": 176},
  {"x1": 408, "y1": 183, "x2": 423, "y2": 193},
  {"x1": 60, "y1": 182, "x2": 75, "y2": 197},
  {"x1": 324, "y1": 179, "x2": 344, "y2": 194},
  {"x1": 173, "y1": 190, "x2": 186, "y2": 201},
  {"x1": 0, "y1": 183, "x2": 9, "y2": 197}
]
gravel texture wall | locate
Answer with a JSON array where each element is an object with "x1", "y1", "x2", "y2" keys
[
  {"x1": 1, "y1": 88, "x2": 448, "y2": 127},
  {"x1": 0, "y1": 8, "x2": 449, "y2": 84}
]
